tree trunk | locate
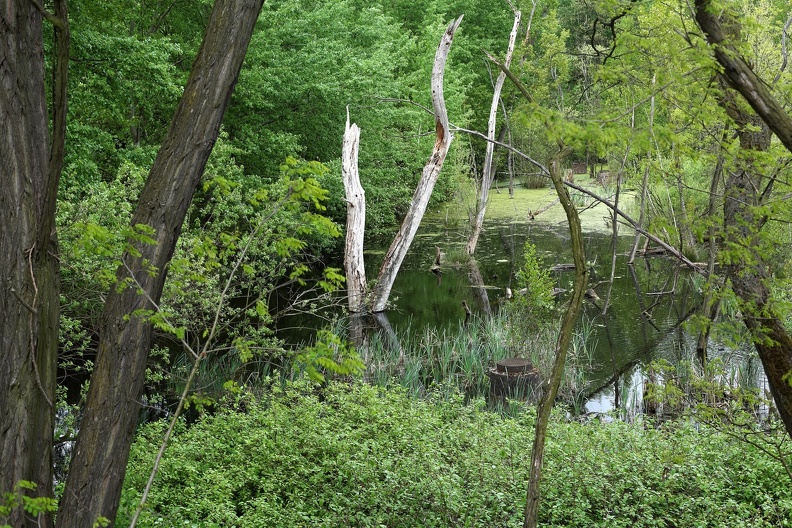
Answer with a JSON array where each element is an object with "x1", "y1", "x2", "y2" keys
[
  {"x1": 694, "y1": 0, "x2": 792, "y2": 153},
  {"x1": 466, "y1": 9, "x2": 521, "y2": 255},
  {"x1": 371, "y1": 16, "x2": 462, "y2": 313},
  {"x1": 342, "y1": 111, "x2": 367, "y2": 312},
  {"x1": 524, "y1": 157, "x2": 587, "y2": 528},
  {"x1": 0, "y1": 2, "x2": 68, "y2": 526},
  {"x1": 466, "y1": 260, "x2": 492, "y2": 318},
  {"x1": 695, "y1": 146, "x2": 725, "y2": 366},
  {"x1": 57, "y1": 0, "x2": 264, "y2": 525},
  {"x1": 628, "y1": 74, "x2": 654, "y2": 264},
  {"x1": 695, "y1": 0, "x2": 792, "y2": 437}
]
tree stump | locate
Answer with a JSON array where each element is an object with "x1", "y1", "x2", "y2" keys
[{"x1": 487, "y1": 358, "x2": 540, "y2": 404}]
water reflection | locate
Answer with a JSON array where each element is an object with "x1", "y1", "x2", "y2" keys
[{"x1": 350, "y1": 214, "x2": 761, "y2": 414}]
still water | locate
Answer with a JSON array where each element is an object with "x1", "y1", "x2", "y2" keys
[{"x1": 277, "y1": 184, "x2": 761, "y2": 414}]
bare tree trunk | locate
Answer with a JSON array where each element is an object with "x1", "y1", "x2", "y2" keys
[
  {"x1": 466, "y1": 9, "x2": 521, "y2": 255},
  {"x1": 673, "y1": 146, "x2": 696, "y2": 252},
  {"x1": 629, "y1": 74, "x2": 655, "y2": 264},
  {"x1": 57, "y1": 0, "x2": 264, "y2": 525},
  {"x1": 466, "y1": 260, "x2": 492, "y2": 318},
  {"x1": 342, "y1": 110, "x2": 367, "y2": 312},
  {"x1": 371, "y1": 16, "x2": 463, "y2": 313},
  {"x1": 696, "y1": 146, "x2": 725, "y2": 366},
  {"x1": 0, "y1": 2, "x2": 68, "y2": 526},
  {"x1": 603, "y1": 129, "x2": 632, "y2": 314}
]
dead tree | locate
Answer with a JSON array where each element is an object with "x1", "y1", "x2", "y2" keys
[
  {"x1": 466, "y1": 8, "x2": 521, "y2": 255},
  {"x1": 370, "y1": 16, "x2": 463, "y2": 313},
  {"x1": 342, "y1": 109, "x2": 366, "y2": 312}
]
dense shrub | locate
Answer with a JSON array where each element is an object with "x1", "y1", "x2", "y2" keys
[{"x1": 120, "y1": 381, "x2": 792, "y2": 527}]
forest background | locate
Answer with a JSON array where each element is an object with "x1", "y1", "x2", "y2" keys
[{"x1": 3, "y1": 0, "x2": 792, "y2": 525}]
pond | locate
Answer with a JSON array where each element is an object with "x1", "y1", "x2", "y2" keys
[{"x1": 276, "y1": 179, "x2": 764, "y2": 415}]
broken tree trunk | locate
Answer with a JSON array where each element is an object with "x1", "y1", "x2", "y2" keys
[
  {"x1": 466, "y1": 8, "x2": 521, "y2": 255},
  {"x1": 342, "y1": 110, "x2": 367, "y2": 312},
  {"x1": 371, "y1": 16, "x2": 463, "y2": 313}
]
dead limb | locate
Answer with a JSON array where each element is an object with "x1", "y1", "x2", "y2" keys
[{"x1": 371, "y1": 16, "x2": 463, "y2": 313}]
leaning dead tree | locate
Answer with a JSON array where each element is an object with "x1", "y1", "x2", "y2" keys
[
  {"x1": 342, "y1": 109, "x2": 366, "y2": 313},
  {"x1": 466, "y1": 7, "x2": 521, "y2": 256},
  {"x1": 370, "y1": 16, "x2": 463, "y2": 313}
]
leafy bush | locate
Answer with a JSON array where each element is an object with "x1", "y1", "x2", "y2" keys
[{"x1": 120, "y1": 381, "x2": 792, "y2": 527}]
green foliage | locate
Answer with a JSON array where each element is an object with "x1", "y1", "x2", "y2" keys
[
  {"x1": 119, "y1": 382, "x2": 792, "y2": 526},
  {"x1": 513, "y1": 242, "x2": 556, "y2": 316},
  {"x1": 0, "y1": 481, "x2": 57, "y2": 527},
  {"x1": 294, "y1": 329, "x2": 364, "y2": 383}
]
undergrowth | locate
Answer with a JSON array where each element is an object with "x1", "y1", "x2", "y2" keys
[{"x1": 119, "y1": 380, "x2": 792, "y2": 527}]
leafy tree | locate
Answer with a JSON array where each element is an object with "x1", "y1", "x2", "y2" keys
[
  {"x1": 693, "y1": 0, "x2": 792, "y2": 436},
  {"x1": 1, "y1": 0, "x2": 265, "y2": 526}
]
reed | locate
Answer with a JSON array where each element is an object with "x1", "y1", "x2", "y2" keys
[{"x1": 355, "y1": 317, "x2": 520, "y2": 400}]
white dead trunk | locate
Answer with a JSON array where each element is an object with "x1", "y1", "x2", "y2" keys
[
  {"x1": 342, "y1": 109, "x2": 367, "y2": 312},
  {"x1": 371, "y1": 16, "x2": 463, "y2": 313},
  {"x1": 466, "y1": 9, "x2": 521, "y2": 255}
]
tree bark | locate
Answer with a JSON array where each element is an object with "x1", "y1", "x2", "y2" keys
[
  {"x1": 524, "y1": 157, "x2": 587, "y2": 528},
  {"x1": 371, "y1": 16, "x2": 463, "y2": 313},
  {"x1": 466, "y1": 9, "x2": 521, "y2": 255},
  {"x1": 694, "y1": 0, "x2": 792, "y2": 437},
  {"x1": 342, "y1": 111, "x2": 367, "y2": 312},
  {"x1": 56, "y1": 0, "x2": 264, "y2": 525},
  {"x1": 0, "y1": 1, "x2": 68, "y2": 526}
]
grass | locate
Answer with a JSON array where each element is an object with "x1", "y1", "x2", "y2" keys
[{"x1": 359, "y1": 317, "x2": 521, "y2": 400}]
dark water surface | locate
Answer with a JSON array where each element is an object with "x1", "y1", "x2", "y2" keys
[{"x1": 277, "y1": 197, "x2": 762, "y2": 414}]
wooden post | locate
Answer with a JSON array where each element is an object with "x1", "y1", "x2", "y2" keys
[{"x1": 371, "y1": 16, "x2": 463, "y2": 313}]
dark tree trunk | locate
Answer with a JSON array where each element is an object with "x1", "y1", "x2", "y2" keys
[
  {"x1": 0, "y1": 1, "x2": 68, "y2": 526},
  {"x1": 694, "y1": 0, "x2": 792, "y2": 437},
  {"x1": 57, "y1": 0, "x2": 264, "y2": 525}
]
